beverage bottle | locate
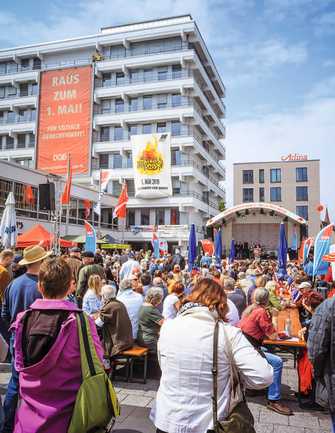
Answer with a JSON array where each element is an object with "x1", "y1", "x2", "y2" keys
[{"x1": 285, "y1": 318, "x2": 291, "y2": 337}]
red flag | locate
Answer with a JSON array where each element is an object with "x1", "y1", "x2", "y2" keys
[
  {"x1": 113, "y1": 183, "x2": 128, "y2": 219},
  {"x1": 61, "y1": 156, "x2": 72, "y2": 205},
  {"x1": 83, "y1": 199, "x2": 91, "y2": 218},
  {"x1": 24, "y1": 185, "x2": 34, "y2": 204}
]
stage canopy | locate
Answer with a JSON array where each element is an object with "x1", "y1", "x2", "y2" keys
[{"x1": 17, "y1": 224, "x2": 75, "y2": 249}]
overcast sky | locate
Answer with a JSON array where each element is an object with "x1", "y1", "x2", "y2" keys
[{"x1": 1, "y1": 0, "x2": 334, "y2": 218}]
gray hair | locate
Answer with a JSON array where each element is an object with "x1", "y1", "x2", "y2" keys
[
  {"x1": 101, "y1": 284, "x2": 117, "y2": 302},
  {"x1": 254, "y1": 288, "x2": 270, "y2": 306},
  {"x1": 223, "y1": 277, "x2": 235, "y2": 291},
  {"x1": 119, "y1": 278, "x2": 132, "y2": 293},
  {"x1": 144, "y1": 287, "x2": 164, "y2": 305},
  {"x1": 152, "y1": 277, "x2": 164, "y2": 287}
]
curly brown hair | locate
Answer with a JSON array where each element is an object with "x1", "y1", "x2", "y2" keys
[{"x1": 183, "y1": 277, "x2": 228, "y2": 320}]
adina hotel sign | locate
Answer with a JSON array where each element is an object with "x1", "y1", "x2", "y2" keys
[{"x1": 281, "y1": 153, "x2": 308, "y2": 161}]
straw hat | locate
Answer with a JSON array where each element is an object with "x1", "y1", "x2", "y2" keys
[{"x1": 19, "y1": 245, "x2": 52, "y2": 266}]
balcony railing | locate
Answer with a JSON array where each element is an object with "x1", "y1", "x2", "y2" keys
[
  {"x1": 0, "y1": 65, "x2": 41, "y2": 76},
  {"x1": 0, "y1": 114, "x2": 36, "y2": 124},
  {"x1": 0, "y1": 91, "x2": 38, "y2": 100},
  {"x1": 95, "y1": 100, "x2": 192, "y2": 116},
  {"x1": 96, "y1": 70, "x2": 193, "y2": 88},
  {"x1": 102, "y1": 43, "x2": 190, "y2": 61}
]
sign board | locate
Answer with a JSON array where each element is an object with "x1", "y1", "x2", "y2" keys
[
  {"x1": 131, "y1": 133, "x2": 172, "y2": 198},
  {"x1": 281, "y1": 153, "x2": 308, "y2": 161},
  {"x1": 37, "y1": 65, "x2": 92, "y2": 175}
]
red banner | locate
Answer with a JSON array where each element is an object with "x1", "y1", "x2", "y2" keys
[{"x1": 36, "y1": 66, "x2": 92, "y2": 175}]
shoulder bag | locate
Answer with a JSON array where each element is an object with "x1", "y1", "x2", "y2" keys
[
  {"x1": 67, "y1": 312, "x2": 120, "y2": 433},
  {"x1": 212, "y1": 320, "x2": 256, "y2": 433}
]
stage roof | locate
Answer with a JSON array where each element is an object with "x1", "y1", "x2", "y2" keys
[{"x1": 206, "y1": 202, "x2": 308, "y2": 227}]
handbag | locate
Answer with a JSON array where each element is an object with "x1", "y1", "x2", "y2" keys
[
  {"x1": 67, "y1": 312, "x2": 120, "y2": 433},
  {"x1": 212, "y1": 320, "x2": 256, "y2": 433}
]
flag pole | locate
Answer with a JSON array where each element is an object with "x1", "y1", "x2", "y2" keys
[
  {"x1": 65, "y1": 153, "x2": 71, "y2": 236},
  {"x1": 98, "y1": 168, "x2": 102, "y2": 239}
]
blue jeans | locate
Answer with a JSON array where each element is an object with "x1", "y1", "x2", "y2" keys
[
  {"x1": 2, "y1": 335, "x2": 19, "y2": 433},
  {"x1": 264, "y1": 351, "x2": 283, "y2": 401},
  {"x1": 331, "y1": 412, "x2": 335, "y2": 433}
]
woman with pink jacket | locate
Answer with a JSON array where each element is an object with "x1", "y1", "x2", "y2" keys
[{"x1": 12, "y1": 257, "x2": 104, "y2": 433}]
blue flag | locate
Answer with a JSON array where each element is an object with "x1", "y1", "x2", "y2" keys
[
  {"x1": 313, "y1": 223, "x2": 334, "y2": 277},
  {"x1": 84, "y1": 221, "x2": 96, "y2": 254}
]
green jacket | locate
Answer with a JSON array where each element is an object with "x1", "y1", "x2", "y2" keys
[{"x1": 76, "y1": 264, "x2": 105, "y2": 300}]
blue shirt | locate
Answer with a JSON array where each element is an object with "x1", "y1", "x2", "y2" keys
[
  {"x1": 117, "y1": 289, "x2": 143, "y2": 339},
  {"x1": 82, "y1": 290, "x2": 102, "y2": 315},
  {"x1": 2, "y1": 273, "x2": 42, "y2": 325}
]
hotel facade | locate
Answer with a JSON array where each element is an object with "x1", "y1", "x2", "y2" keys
[{"x1": 0, "y1": 15, "x2": 226, "y2": 248}]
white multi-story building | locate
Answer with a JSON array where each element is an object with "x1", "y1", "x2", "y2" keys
[{"x1": 0, "y1": 15, "x2": 225, "y2": 249}]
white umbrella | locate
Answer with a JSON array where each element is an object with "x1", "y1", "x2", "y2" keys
[{"x1": 0, "y1": 192, "x2": 17, "y2": 248}]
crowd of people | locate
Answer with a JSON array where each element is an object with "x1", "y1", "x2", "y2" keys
[{"x1": 0, "y1": 244, "x2": 334, "y2": 432}]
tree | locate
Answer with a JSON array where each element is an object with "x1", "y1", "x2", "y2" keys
[{"x1": 218, "y1": 200, "x2": 225, "y2": 212}]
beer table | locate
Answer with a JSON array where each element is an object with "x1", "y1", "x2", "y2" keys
[{"x1": 263, "y1": 307, "x2": 306, "y2": 367}]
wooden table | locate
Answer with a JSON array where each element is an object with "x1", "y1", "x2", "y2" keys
[{"x1": 263, "y1": 308, "x2": 306, "y2": 366}]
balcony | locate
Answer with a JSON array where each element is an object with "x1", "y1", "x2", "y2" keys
[
  {"x1": 0, "y1": 114, "x2": 36, "y2": 134},
  {"x1": 0, "y1": 92, "x2": 37, "y2": 110},
  {"x1": 0, "y1": 69, "x2": 39, "y2": 86}
]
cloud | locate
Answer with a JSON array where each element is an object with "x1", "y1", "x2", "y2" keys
[
  {"x1": 306, "y1": 75, "x2": 335, "y2": 100},
  {"x1": 314, "y1": 11, "x2": 335, "y2": 36},
  {"x1": 264, "y1": 0, "x2": 333, "y2": 22},
  {"x1": 225, "y1": 96, "x2": 335, "y2": 218}
]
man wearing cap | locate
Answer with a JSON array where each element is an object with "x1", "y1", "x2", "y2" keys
[
  {"x1": 76, "y1": 251, "x2": 105, "y2": 308},
  {"x1": 1, "y1": 245, "x2": 51, "y2": 433},
  {"x1": 65, "y1": 247, "x2": 82, "y2": 285}
]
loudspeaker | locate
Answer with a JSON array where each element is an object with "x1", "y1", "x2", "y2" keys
[{"x1": 39, "y1": 183, "x2": 55, "y2": 211}]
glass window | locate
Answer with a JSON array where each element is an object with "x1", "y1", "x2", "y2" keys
[
  {"x1": 128, "y1": 125, "x2": 138, "y2": 137},
  {"x1": 259, "y1": 169, "x2": 264, "y2": 183},
  {"x1": 110, "y1": 45, "x2": 125, "y2": 59},
  {"x1": 242, "y1": 188, "x2": 253, "y2": 203},
  {"x1": 0, "y1": 87, "x2": 5, "y2": 99},
  {"x1": 28, "y1": 133, "x2": 35, "y2": 147},
  {"x1": 7, "y1": 62, "x2": 17, "y2": 73},
  {"x1": 19, "y1": 83, "x2": 28, "y2": 97},
  {"x1": 157, "y1": 67, "x2": 168, "y2": 81},
  {"x1": 170, "y1": 208, "x2": 180, "y2": 225},
  {"x1": 171, "y1": 149, "x2": 182, "y2": 165},
  {"x1": 130, "y1": 69, "x2": 140, "y2": 83},
  {"x1": 7, "y1": 86, "x2": 17, "y2": 96},
  {"x1": 172, "y1": 94, "x2": 181, "y2": 107},
  {"x1": 296, "y1": 205, "x2": 309, "y2": 221},
  {"x1": 115, "y1": 72, "x2": 125, "y2": 85},
  {"x1": 31, "y1": 83, "x2": 38, "y2": 95},
  {"x1": 270, "y1": 168, "x2": 281, "y2": 183},
  {"x1": 115, "y1": 98, "x2": 124, "y2": 113},
  {"x1": 114, "y1": 127, "x2": 123, "y2": 140},
  {"x1": 172, "y1": 64, "x2": 182, "y2": 79},
  {"x1": 157, "y1": 122, "x2": 166, "y2": 133},
  {"x1": 126, "y1": 179, "x2": 135, "y2": 197},
  {"x1": 143, "y1": 95, "x2": 152, "y2": 110},
  {"x1": 7, "y1": 112, "x2": 15, "y2": 123},
  {"x1": 157, "y1": 95, "x2": 167, "y2": 109},
  {"x1": 143, "y1": 69, "x2": 153, "y2": 82},
  {"x1": 259, "y1": 187, "x2": 265, "y2": 202},
  {"x1": 243, "y1": 170, "x2": 253, "y2": 184},
  {"x1": 171, "y1": 120, "x2": 181, "y2": 136},
  {"x1": 129, "y1": 97, "x2": 138, "y2": 112},
  {"x1": 155, "y1": 209, "x2": 165, "y2": 225},
  {"x1": 270, "y1": 187, "x2": 282, "y2": 202},
  {"x1": 296, "y1": 167, "x2": 308, "y2": 182},
  {"x1": 101, "y1": 99, "x2": 111, "y2": 114},
  {"x1": 5, "y1": 135, "x2": 14, "y2": 149},
  {"x1": 0, "y1": 63, "x2": 6, "y2": 74},
  {"x1": 32, "y1": 58, "x2": 41, "y2": 70},
  {"x1": 17, "y1": 134, "x2": 26, "y2": 148},
  {"x1": 112, "y1": 180, "x2": 121, "y2": 196},
  {"x1": 127, "y1": 209, "x2": 135, "y2": 226},
  {"x1": 143, "y1": 124, "x2": 152, "y2": 134},
  {"x1": 296, "y1": 186, "x2": 308, "y2": 201},
  {"x1": 172, "y1": 178, "x2": 181, "y2": 194},
  {"x1": 30, "y1": 110, "x2": 36, "y2": 121},
  {"x1": 111, "y1": 153, "x2": 122, "y2": 169},
  {"x1": 102, "y1": 73, "x2": 111, "y2": 87},
  {"x1": 99, "y1": 154, "x2": 109, "y2": 169},
  {"x1": 125, "y1": 151, "x2": 132, "y2": 168},
  {"x1": 21, "y1": 59, "x2": 30, "y2": 70},
  {"x1": 141, "y1": 209, "x2": 150, "y2": 225},
  {"x1": 100, "y1": 127, "x2": 110, "y2": 141}
]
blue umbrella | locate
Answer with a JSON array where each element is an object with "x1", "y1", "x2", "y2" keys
[
  {"x1": 278, "y1": 222, "x2": 288, "y2": 277},
  {"x1": 228, "y1": 239, "x2": 235, "y2": 264},
  {"x1": 0, "y1": 192, "x2": 17, "y2": 248},
  {"x1": 188, "y1": 224, "x2": 197, "y2": 271},
  {"x1": 214, "y1": 228, "x2": 222, "y2": 264}
]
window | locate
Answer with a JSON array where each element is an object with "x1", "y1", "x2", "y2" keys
[
  {"x1": 270, "y1": 187, "x2": 281, "y2": 202},
  {"x1": 111, "y1": 153, "x2": 122, "y2": 169},
  {"x1": 202, "y1": 191, "x2": 209, "y2": 204},
  {"x1": 158, "y1": 67, "x2": 168, "y2": 81},
  {"x1": 259, "y1": 169, "x2": 264, "y2": 183},
  {"x1": 155, "y1": 209, "x2": 165, "y2": 225},
  {"x1": 32, "y1": 58, "x2": 41, "y2": 70},
  {"x1": 7, "y1": 111, "x2": 15, "y2": 123},
  {"x1": 19, "y1": 83, "x2": 29, "y2": 97},
  {"x1": 128, "y1": 125, "x2": 138, "y2": 137},
  {"x1": 124, "y1": 151, "x2": 132, "y2": 168},
  {"x1": 126, "y1": 179, "x2": 135, "y2": 197},
  {"x1": 171, "y1": 120, "x2": 181, "y2": 136},
  {"x1": 99, "y1": 154, "x2": 109, "y2": 169},
  {"x1": 143, "y1": 124, "x2": 152, "y2": 134},
  {"x1": 172, "y1": 178, "x2": 181, "y2": 194},
  {"x1": 129, "y1": 97, "x2": 138, "y2": 112},
  {"x1": 141, "y1": 209, "x2": 150, "y2": 225},
  {"x1": 110, "y1": 45, "x2": 125, "y2": 59},
  {"x1": 157, "y1": 122, "x2": 166, "y2": 133},
  {"x1": 127, "y1": 209, "x2": 135, "y2": 226},
  {"x1": 130, "y1": 69, "x2": 140, "y2": 83},
  {"x1": 115, "y1": 98, "x2": 124, "y2": 113},
  {"x1": 5, "y1": 135, "x2": 14, "y2": 149},
  {"x1": 270, "y1": 168, "x2": 281, "y2": 183},
  {"x1": 28, "y1": 133, "x2": 35, "y2": 147},
  {"x1": 0, "y1": 63, "x2": 6, "y2": 74},
  {"x1": 172, "y1": 94, "x2": 181, "y2": 107},
  {"x1": 7, "y1": 62, "x2": 17, "y2": 73},
  {"x1": 112, "y1": 180, "x2": 121, "y2": 196},
  {"x1": 115, "y1": 72, "x2": 125, "y2": 85},
  {"x1": 296, "y1": 186, "x2": 308, "y2": 201},
  {"x1": 171, "y1": 149, "x2": 182, "y2": 165},
  {"x1": 259, "y1": 187, "x2": 265, "y2": 202},
  {"x1": 243, "y1": 170, "x2": 254, "y2": 184},
  {"x1": 7, "y1": 86, "x2": 17, "y2": 97},
  {"x1": 102, "y1": 73, "x2": 111, "y2": 87},
  {"x1": 143, "y1": 95, "x2": 152, "y2": 110},
  {"x1": 101, "y1": 99, "x2": 111, "y2": 114},
  {"x1": 31, "y1": 83, "x2": 38, "y2": 95},
  {"x1": 21, "y1": 59, "x2": 30, "y2": 70},
  {"x1": 17, "y1": 134, "x2": 26, "y2": 148},
  {"x1": 157, "y1": 95, "x2": 168, "y2": 109},
  {"x1": 100, "y1": 127, "x2": 110, "y2": 141},
  {"x1": 296, "y1": 167, "x2": 308, "y2": 182},
  {"x1": 170, "y1": 208, "x2": 180, "y2": 225},
  {"x1": 143, "y1": 69, "x2": 153, "y2": 82},
  {"x1": 0, "y1": 87, "x2": 5, "y2": 99},
  {"x1": 172, "y1": 64, "x2": 182, "y2": 79},
  {"x1": 243, "y1": 188, "x2": 253, "y2": 202},
  {"x1": 296, "y1": 205, "x2": 309, "y2": 221},
  {"x1": 113, "y1": 127, "x2": 123, "y2": 141}
]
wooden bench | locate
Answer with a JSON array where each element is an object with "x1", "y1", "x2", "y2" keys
[{"x1": 111, "y1": 346, "x2": 149, "y2": 384}]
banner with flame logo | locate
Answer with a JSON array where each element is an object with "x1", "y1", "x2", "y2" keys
[{"x1": 131, "y1": 133, "x2": 172, "y2": 198}]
